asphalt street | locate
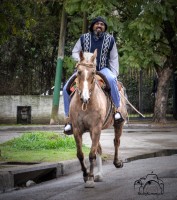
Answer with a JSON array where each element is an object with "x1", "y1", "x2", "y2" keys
[{"x1": 0, "y1": 155, "x2": 177, "y2": 200}]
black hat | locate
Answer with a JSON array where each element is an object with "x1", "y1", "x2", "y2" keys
[{"x1": 89, "y1": 16, "x2": 107, "y2": 32}]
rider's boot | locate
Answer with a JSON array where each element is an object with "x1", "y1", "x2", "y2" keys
[
  {"x1": 114, "y1": 108, "x2": 124, "y2": 123},
  {"x1": 64, "y1": 117, "x2": 73, "y2": 135}
]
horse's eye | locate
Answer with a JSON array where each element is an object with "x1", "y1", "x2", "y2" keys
[
  {"x1": 92, "y1": 70, "x2": 96, "y2": 75},
  {"x1": 77, "y1": 70, "x2": 81, "y2": 75}
]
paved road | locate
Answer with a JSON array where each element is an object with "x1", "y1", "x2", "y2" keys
[{"x1": 1, "y1": 155, "x2": 177, "y2": 200}]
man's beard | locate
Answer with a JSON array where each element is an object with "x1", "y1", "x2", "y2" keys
[{"x1": 93, "y1": 30, "x2": 104, "y2": 37}]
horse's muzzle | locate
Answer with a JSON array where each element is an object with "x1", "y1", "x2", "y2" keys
[
  {"x1": 80, "y1": 88, "x2": 90, "y2": 103},
  {"x1": 80, "y1": 96, "x2": 90, "y2": 104}
]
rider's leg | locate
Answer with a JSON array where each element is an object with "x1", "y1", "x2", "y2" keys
[
  {"x1": 99, "y1": 68, "x2": 124, "y2": 122},
  {"x1": 63, "y1": 72, "x2": 76, "y2": 134}
]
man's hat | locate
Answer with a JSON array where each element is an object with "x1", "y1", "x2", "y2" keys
[{"x1": 89, "y1": 16, "x2": 108, "y2": 32}]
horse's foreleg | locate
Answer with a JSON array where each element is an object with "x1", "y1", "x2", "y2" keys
[
  {"x1": 74, "y1": 133, "x2": 88, "y2": 182},
  {"x1": 85, "y1": 131, "x2": 101, "y2": 188},
  {"x1": 85, "y1": 148, "x2": 96, "y2": 188},
  {"x1": 113, "y1": 121, "x2": 124, "y2": 168},
  {"x1": 94, "y1": 143, "x2": 103, "y2": 182}
]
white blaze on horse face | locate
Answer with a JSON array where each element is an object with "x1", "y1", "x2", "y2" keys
[{"x1": 82, "y1": 69, "x2": 90, "y2": 103}]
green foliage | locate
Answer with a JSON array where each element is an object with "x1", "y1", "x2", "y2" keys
[
  {"x1": 2, "y1": 0, "x2": 176, "y2": 95},
  {"x1": 117, "y1": 0, "x2": 177, "y2": 70},
  {"x1": 0, "y1": 1, "x2": 61, "y2": 95},
  {"x1": 3, "y1": 131, "x2": 78, "y2": 150},
  {"x1": 63, "y1": 56, "x2": 76, "y2": 80}
]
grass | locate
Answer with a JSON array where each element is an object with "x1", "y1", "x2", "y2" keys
[{"x1": 0, "y1": 131, "x2": 90, "y2": 163}]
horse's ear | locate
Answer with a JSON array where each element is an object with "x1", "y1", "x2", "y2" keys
[
  {"x1": 93, "y1": 49, "x2": 97, "y2": 57},
  {"x1": 91, "y1": 49, "x2": 97, "y2": 63},
  {"x1": 79, "y1": 51, "x2": 84, "y2": 62}
]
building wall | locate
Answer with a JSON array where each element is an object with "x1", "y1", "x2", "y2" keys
[{"x1": 0, "y1": 95, "x2": 64, "y2": 124}]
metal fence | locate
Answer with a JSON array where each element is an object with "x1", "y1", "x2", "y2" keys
[{"x1": 119, "y1": 68, "x2": 174, "y2": 120}]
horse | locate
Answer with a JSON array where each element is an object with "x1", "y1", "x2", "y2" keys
[{"x1": 69, "y1": 49, "x2": 127, "y2": 188}]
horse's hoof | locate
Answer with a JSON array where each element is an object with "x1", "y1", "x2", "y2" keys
[
  {"x1": 113, "y1": 160, "x2": 123, "y2": 168},
  {"x1": 94, "y1": 173, "x2": 103, "y2": 182},
  {"x1": 85, "y1": 180, "x2": 95, "y2": 188},
  {"x1": 83, "y1": 176, "x2": 88, "y2": 183}
]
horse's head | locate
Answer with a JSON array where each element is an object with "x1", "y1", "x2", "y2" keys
[{"x1": 76, "y1": 49, "x2": 97, "y2": 104}]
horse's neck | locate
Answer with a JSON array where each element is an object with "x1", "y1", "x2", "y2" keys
[{"x1": 90, "y1": 82, "x2": 107, "y2": 104}]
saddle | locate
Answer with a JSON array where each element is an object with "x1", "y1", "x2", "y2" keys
[{"x1": 66, "y1": 72, "x2": 111, "y2": 95}]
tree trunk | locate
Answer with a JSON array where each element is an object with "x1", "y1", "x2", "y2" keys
[
  {"x1": 82, "y1": 12, "x2": 88, "y2": 34},
  {"x1": 153, "y1": 64, "x2": 173, "y2": 124}
]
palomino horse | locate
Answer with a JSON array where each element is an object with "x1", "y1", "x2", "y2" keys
[{"x1": 69, "y1": 49, "x2": 127, "y2": 188}]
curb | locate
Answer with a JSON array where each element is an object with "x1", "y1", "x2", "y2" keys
[
  {"x1": 0, "y1": 123, "x2": 177, "y2": 132},
  {"x1": 125, "y1": 149, "x2": 177, "y2": 162},
  {"x1": 0, "y1": 158, "x2": 89, "y2": 193},
  {"x1": 0, "y1": 125, "x2": 64, "y2": 132}
]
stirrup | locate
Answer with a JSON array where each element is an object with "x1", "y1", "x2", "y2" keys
[
  {"x1": 64, "y1": 123, "x2": 73, "y2": 135},
  {"x1": 114, "y1": 112, "x2": 124, "y2": 123}
]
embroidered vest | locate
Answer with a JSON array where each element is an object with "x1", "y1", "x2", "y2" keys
[{"x1": 80, "y1": 32, "x2": 114, "y2": 71}]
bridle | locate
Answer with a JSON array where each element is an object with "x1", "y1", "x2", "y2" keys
[
  {"x1": 75, "y1": 62, "x2": 96, "y2": 69},
  {"x1": 75, "y1": 62, "x2": 96, "y2": 111}
]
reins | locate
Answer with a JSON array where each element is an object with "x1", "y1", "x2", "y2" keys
[
  {"x1": 75, "y1": 62, "x2": 96, "y2": 69},
  {"x1": 119, "y1": 90, "x2": 145, "y2": 118}
]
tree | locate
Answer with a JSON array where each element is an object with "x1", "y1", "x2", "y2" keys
[
  {"x1": 115, "y1": 0, "x2": 177, "y2": 123},
  {"x1": 0, "y1": 0, "x2": 60, "y2": 95}
]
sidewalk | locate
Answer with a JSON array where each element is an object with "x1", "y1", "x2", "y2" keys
[
  {"x1": 0, "y1": 121, "x2": 177, "y2": 193},
  {"x1": 0, "y1": 120, "x2": 177, "y2": 144}
]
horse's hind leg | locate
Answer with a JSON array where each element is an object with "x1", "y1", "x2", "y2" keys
[
  {"x1": 94, "y1": 143, "x2": 103, "y2": 182},
  {"x1": 74, "y1": 133, "x2": 88, "y2": 182},
  {"x1": 113, "y1": 121, "x2": 124, "y2": 168}
]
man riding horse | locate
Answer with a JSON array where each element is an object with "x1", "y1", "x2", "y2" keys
[{"x1": 63, "y1": 16, "x2": 124, "y2": 134}]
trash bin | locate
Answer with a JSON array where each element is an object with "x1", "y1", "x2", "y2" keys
[{"x1": 17, "y1": 106, "x2": 31, "y2": 124}]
